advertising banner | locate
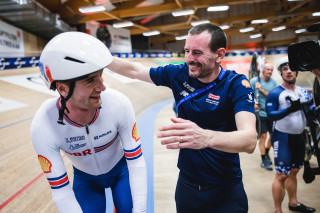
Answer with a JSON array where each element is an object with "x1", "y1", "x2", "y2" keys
[{"x1": 0, "y1": 21, "x2": 24, "y2": 57}]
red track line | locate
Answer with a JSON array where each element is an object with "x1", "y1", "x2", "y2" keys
[
  {"x1": 0, "y1": 172, "x2": 44, "y2": 210},
  {"x1": 0, "y1": 155, "x2": 66, "y2": 211}
]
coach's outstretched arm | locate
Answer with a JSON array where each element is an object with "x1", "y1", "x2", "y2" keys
[{"x1": 107, "y1": 56, "x2": 153, "y2": 83}]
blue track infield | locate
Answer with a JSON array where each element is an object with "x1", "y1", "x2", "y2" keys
[{"x1": 105, "y1": 99, "x2": 173, "y2": 213}]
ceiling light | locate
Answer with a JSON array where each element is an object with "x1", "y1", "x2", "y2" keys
[
  {"x1": 250, "y1": 33, "x2": 262, "y2": 39},
  {"x1": 219, "y1": 25, "x2": 230, "y2": 30},
  {"x1": 18, "y1": 0, "x2": 28, "y2": 5},
  {"x1": 207, "y1": 5, "x2": 229, "y2": 12},
  {"x1": 251, "y1": 19, "x2": 268, "y2": 24},
  {"x1": 191, "y1": 20, "x2": 210, "y2": 26},
  {"x1": 113, "y1": 21, "x2": 134, "y2": 28},
  {"x1": 312, "y1": 12, "x2": 320, "y2": 16},
  {"x1": 172, "y1": 9, "x2": 194, "y2": 17},
  {"x1": 240, "y1": 27, "x2": 254, "y2": 33},
  {"x1": 79, "y1": 5, "x2": 105, "y2": 13},
  {"x1": 176, "y1": 35, "x2": 187, "y2": 40},
  {"x1": 295, "y1": 29, "x2": 306, "y2": 34},
  {"x1": 272, "y1": 26, "x2": 286, "y2": 31},
  {"x1": 143, "y1": 31, "x2": 160, "y2": 36}
]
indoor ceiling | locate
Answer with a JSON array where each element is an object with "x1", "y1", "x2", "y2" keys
[{"x1": 1, "y1": 0, "x2": 320, "y2": 50}]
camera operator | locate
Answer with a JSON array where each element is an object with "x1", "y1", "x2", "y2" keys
[
  {"x1": 266, "y1": 56, "x2": 315, "y2": 213},
  {"x1": 288, "y1": 22, "x2": 320, "y2": 108}
]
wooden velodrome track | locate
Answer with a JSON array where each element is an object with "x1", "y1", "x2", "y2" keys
[{"x1": 0, "y1": 57, "x2": 319, "y2": 213}]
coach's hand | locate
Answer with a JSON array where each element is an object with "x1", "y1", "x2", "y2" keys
[{"x1": 157, "y1": 117, "x2": 210, "y2": 150}]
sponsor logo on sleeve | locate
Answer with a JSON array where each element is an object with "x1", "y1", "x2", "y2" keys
[
  {"x1": 242, "y1": 79, "x2": 251, "y2": 88},
  {"x1": 38, "y1": 155, "x2": 52, "y2": 173},
  {"x1": 247, "y1": 92, "x2": 253, "y2": 103},
  {"x1": 132, "y1": 123, "x2": 140, "y2": 142}
]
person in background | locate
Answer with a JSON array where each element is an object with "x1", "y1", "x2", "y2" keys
[
  {"x1": 250, "y1": 63, "x2": 277, "y2": 170},
  {"x1": 30, "y1": 32, "x2": 147, "y2": 213},
  {"x1": 266, "y1": 56, "x2": 315, "y2": 213},
  {"x1": 107, "y1": 23, "x2": 257, "y2": 213}
]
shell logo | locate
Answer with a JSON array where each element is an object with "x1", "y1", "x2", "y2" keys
[
  {"x1": 132, "y1": 123, "x2": 140, "y2": 142},
  {"x1": 242, "y1": 79, "x2": 251, "y2": 88},
  {"x1": 38, "y1": 155, "x2": 52, "y2": 173}
]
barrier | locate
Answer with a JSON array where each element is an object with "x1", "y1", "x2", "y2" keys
[
  {"x1": 0, "y1": 57, "x2": 39, "y2": 70},
  {"x1": 0, "y1": 49, "x2": 288, "y2": 71}
]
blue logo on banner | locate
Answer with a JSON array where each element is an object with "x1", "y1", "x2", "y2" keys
[{"x1": 0, "y1": 56, "x2": 40, "y2": 70}]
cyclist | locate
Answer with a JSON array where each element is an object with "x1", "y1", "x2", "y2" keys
[
  {"x1": 266, "y1": 56, "x2": 315, "y2": 213},
  {"x1": 30, "y1": 32, "x2": 147, "y2": 213}
]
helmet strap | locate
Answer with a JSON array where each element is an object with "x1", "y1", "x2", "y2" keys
[{"x1": 57, "y1": 81, "x2": 75, "y2": 125}]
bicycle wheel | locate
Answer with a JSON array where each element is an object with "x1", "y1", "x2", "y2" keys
[
  {"x1": 304, "y1": 129, "x2": 313, "y2": 161},
  {"x1": 313, "y1": 76, "x2": 320, "y2": 107}
]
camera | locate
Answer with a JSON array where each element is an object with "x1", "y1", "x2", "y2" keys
[{"x1": 288, "y1": 22, "x2": 320, "y2": 72}]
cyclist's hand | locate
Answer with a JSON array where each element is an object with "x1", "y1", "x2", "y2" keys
[{"x1": 288, "y1": 99, "x2": 301, "y2": 113}]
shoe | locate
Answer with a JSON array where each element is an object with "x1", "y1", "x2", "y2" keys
[
  {"x1": 265, "y1": 153, "x2": 273, "y2": 165},
  {"x1": 261, "y1": 159, "x2": 273, "y2": 171},
  {"x1": 288, "y1": 203, "x2": 316, "y2": 213}
]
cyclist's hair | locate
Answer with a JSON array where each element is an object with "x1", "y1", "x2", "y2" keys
[{"x1": 188, "y1": 23, "x2": 227, "y2": 52}]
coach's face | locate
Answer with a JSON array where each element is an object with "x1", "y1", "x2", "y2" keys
[{"x1": 184, "y1": 31, "x2": 224, "y2": 83}]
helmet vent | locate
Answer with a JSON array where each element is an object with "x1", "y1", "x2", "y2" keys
[{"x1": 64, "y1": 56, "x2": 85, "y2": 64}]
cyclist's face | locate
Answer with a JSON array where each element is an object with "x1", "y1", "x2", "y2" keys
[
  {"x1": 281, "y1": 65, "x2": 297, "y2": 84},
  {"x1": 70, "y1": 70, "x2": 106, "y2": 110}
]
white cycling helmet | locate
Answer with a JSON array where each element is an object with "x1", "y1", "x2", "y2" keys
[
  {"x1": 277, "y1": 56, "x2": 298, "y2": 76},
  {"x1": 277, "y1": 56, "x2": 289, "y2": 75},
  {"x1": 39, "y1": 31, "x2": 113, "y2": 90}
]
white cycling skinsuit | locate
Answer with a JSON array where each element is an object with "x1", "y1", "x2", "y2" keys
[
  {"x1": 30, "y1": 88, "x2": 147, "y2": 213},
  {"x1": 266, "y1": 85, "x2": 311, "y2": 174}
]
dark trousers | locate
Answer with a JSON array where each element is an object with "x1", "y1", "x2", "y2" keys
[{"x1": 175, "y1": 172, "x2": 248, "y2": 213}]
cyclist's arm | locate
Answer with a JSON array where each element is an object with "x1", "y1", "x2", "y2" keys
[
  {"x1": 117, "y1": 93, "x2": 147, "y2": 213},
  {"x1": 30, "y1": 120, "x2": 82, "y2": 213},
  {"x1": 266, "y1": 92, "x2": 290, "y2": 121}
]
